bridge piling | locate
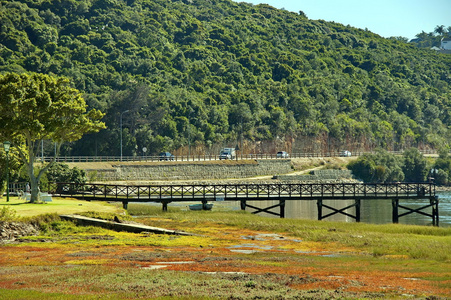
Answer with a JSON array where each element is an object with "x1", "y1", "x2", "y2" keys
[
  {"x1": 162, "y1": 201, "x2": 168, "y2": 212},
  {"x1": 432, "y1": 196, "x2": 439, "y2": 226},
  {"x1": 355, "y1": 199, "x2": 361, "y2": 222},
  {"x1": 240, "y1": 200, "x2": 246, "y2": 210},
  {"x1": 392, "y1": 199, "x2": 399, "y2": 223},
  {"x1": 317, "y1": 199, "x2": 323, "y2": 220},
  {"x1": 279, "y1": 200, "x2": 285, "y2": 218},
  {"x1": 202, "y1": 200, "x2": 208, "y2": 210}
]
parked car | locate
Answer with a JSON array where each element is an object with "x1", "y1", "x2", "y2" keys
[
  {"x1": 159, "y1": 152, "x2": 174, "y2": 161},
  {"x1": 276, "y1": 151, "x2": 289, "y2": 158},
  {"x1": 339, "y1": 150, "x2": 351, "y2": 157}
]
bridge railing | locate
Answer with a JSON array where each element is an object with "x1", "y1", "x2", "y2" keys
[{"x1": 45, "y1": 182, "x2": 435, "y2": 201}]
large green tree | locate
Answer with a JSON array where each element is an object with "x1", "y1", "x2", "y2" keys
[
  {"x1": 347, "y1": 149, "x2": 404, "y2": 182},
  {"x1": 402, "y1": 148, "x2": 428, "y2": 182},
  {"x1": 0, "y1": 72, "x2": 105, "y2": 203}
]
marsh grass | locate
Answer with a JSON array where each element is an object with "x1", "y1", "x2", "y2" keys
[
  {"x1": 127, "y1": 203, "x2": 451, "y2": 262},
  {"x1": 5, "y1": 199, "x2": 450, "y2": 262},
  {"x1": 1, "y1": 199, "x2": 450, "y2": 298},
  {"x1": 0, "y1": 267, "x2": 384, "y2": 300},
  {"x1": 126, "y1": 203, "x2": 183, "y2": 216},
  {"x1": 0, "y1": 289, "x2": 117, "y2": 300},
  {"x1": 77, "y1": 211, "x2": 134, "y2": 222}
]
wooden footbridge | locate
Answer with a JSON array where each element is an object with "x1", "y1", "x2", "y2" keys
[{"x1": 47, "y1": 182, "x2": 439, "y2": 226}]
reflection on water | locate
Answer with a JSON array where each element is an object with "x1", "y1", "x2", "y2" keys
[
  {"x1": 246, "y1": 191, "x2": 451, "y2": 227},
  {"x1": 434, "y1": 191, "x2": 451, "y2": 227},
  {"x1": 246, "y1": 199, "x2": 356, "y2": 222}
]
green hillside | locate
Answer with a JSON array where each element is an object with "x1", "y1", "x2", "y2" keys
[{"x1": 1, "y1": 0, "x2": 450, "y2": 156}]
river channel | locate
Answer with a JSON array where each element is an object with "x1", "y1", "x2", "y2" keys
[{"x1": 137, "y1": 192, "x2": 451, "y2": 227}]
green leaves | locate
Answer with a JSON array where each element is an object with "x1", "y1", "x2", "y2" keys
[
  {"x1": 403, "y1": 148, "x2": 428, "y2": 182},
  {"x1": 347, "y1": 148, "x2": 430, "y2": 183},
  {"x1": 0, "y1": 0, "x2": 450, "y2": 156},
  {"x1": 0, "y1": 72, "x2": 105, "y2": 142},
  {"x1": 0, "y1": 72, "x2": 106, "y2": 202}
]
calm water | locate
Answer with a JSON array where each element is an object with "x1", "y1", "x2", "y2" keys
[
  {"x1": 245, "y1": 191, "x2": 451, "y2": 227},
  {"x1": 136, "y1": 192, "x2": 451, "y2": 227}
]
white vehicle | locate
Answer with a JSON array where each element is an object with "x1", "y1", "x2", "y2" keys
[
  {"x1": 219, "y1": 148, "x2": 236, "y2": 160},
  {"x1": 276, "y1": 151, "x2": 289, "y2": 158},
  {"x1": 340, "y1": 150, "x2": 352, "y2": 157}
]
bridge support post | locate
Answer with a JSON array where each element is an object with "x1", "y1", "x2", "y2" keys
[
  {"x1": 240, "y1": 200, "x2": 246, "y2": 210},
  {"x1": 392, "y1": 198, "x2": 399, "y2": 223},
  {"x1": 122, "y1": 201, "x2": 128, "y2": 210},
  {"x1": 432, "y1": 196, "x2": 439, "y2": 226},
  {"x1": 162, "y1": 201, "x2": 168, "y2": 212},
  {"x1": 355, "y1": 199, "x2": 361, "y2": 222},
  {"x1": 317, "y1": 199, "x2": 323, "y2": 220},
  {"x1": 279, "y1": 200, "x2": 285, "y2": 218}
]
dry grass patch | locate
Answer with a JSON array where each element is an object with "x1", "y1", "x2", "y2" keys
[
  {"x1": 66, "y1": 159, "x2": 259, "y2": 171},
  {"x1": 290, "y1": 157, "x2": 356, "y2": 171}
]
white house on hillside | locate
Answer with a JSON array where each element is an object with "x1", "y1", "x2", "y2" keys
[{"x1": 441, "y1": 37, "x2": 451, "y2": 50}]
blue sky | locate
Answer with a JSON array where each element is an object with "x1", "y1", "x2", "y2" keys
[{"x1": 232, "y1": 0, "x2": 451, "y2": 40}]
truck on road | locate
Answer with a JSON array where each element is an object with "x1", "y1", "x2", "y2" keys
[{"x1": 219, "y1": 148, "x2": 236, "y2": 160}]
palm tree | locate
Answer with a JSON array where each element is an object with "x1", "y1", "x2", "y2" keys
[{"x1": 434, "y1": 25, "x2": 445, "y2": 36}]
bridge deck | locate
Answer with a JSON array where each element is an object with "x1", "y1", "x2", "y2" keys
[
  {"x1": 46, "y1": 182, "x2": 439, "y2": 226},
  {"x1": 49, "y1": 182, "x2": 434, "y2": 201}
]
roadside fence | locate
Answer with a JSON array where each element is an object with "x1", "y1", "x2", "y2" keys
[{"x1": 36, "y1": 150, "x2": 438, "y2": 163}]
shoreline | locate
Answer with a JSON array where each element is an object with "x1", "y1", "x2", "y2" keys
[{"x1": 435, "y1": 185, "x2": 451, "y2": 192}]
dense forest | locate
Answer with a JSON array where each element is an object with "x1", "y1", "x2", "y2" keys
[{"x1": 1, "y1": 0, "x2": 450, "y2": 157}]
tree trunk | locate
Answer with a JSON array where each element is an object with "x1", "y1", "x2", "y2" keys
[
  {"x1": 29, "y1": 173, "x2": 40, "y2": 203},
  {"x1": 27, "y1": 155, "x2": 40, "y2": 203},
  {"x1": 27, "y1": 152, "x2": 56, "y2": 203}
]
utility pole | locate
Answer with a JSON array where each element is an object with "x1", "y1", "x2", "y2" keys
[{"x1": 120, "y1": 110, "x2": 130, "y2": 161}]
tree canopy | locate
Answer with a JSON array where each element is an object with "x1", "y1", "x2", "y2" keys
[
  {"x1": 347, "y1": 148, "x2": 429, "y2": 183},
  {"x1": 0, "y1": 72, "x2": 105, "y2": 202},
  {"x1": 0, "y1": 0, "x2": 450, "y2": 157}
]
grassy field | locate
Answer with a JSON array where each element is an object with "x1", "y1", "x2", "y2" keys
[
  {"x1": 0, "y1": 196, "x2": 123, "y2": 217},
  {"x1": 0, "y1": 196, "x2": 450, "y2": 299}
]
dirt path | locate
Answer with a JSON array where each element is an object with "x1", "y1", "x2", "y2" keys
[{"x1": 230, "y1": 165, "x2": 326, "y2": 181}]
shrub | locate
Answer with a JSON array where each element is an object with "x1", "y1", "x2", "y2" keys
[
  {"x1": 45, "y1": 163, "x2": 87, "y2": 184},
  {"x1": 347, "y1": 149, "x2": 404, "y2": 182},
  {"x1": 0, "y1": 206, "x2": 17, "y2": 222},
  {"x1": 434, "y1": 169, "x2": 448, "y2": 185},
  {"x1": 402, "y1": 148, "x2": 428, "y2": 182}
]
